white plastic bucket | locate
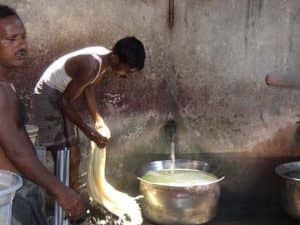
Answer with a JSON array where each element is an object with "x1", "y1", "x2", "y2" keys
[{"x1": 0, "y1": 170, "x2": 23, "y2": 225}]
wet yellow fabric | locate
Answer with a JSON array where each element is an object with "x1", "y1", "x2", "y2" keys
[{"x1": 87, "y1": 141, "x2": 143, "y2": 225}]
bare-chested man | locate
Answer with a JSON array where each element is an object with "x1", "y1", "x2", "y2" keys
[{"x1": 0, "y1": 5, "x2": 84, "y2": 224}]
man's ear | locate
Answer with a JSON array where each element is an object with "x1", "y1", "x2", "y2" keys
[{"x1": 111, "y1": 54, "x2": 120, "y2": 65}]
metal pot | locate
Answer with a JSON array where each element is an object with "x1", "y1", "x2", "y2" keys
[
  {"x1": 136, "y1": 159, "x2": 224, "y2": 225},
  {"x1": 275, "y1": 161, "x2": 300, "y2": 220}
]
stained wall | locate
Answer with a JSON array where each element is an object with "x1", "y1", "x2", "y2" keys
[{"x1": 2, "y1": 0, "x2": 300, "y2": 212}]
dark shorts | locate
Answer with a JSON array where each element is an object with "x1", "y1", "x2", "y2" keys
[{"x1": 32, "y1": 82, "x2": 78, "y2": 149}]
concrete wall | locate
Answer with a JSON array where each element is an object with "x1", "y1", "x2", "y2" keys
[{"x1": 2, "y1": 0, "x2": 300, "y2": 213}]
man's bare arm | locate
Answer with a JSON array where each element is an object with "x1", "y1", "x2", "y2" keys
[
  {"x1": 84, "y1": 82, "x2": 104, "y2": 123},
  {"x1": 59, "y1": 55, "x2": 108, "y2": 146},
  {"x1": 84, "y1": 83, "x2": 111, "y2": 139},
  {"x1": 0, "y1": 86, "x2": 84, "y2": 219}
]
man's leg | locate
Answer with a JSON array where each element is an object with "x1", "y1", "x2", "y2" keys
[{"x1": 70, "y1": 144, "x2": 81, "y2": 190}]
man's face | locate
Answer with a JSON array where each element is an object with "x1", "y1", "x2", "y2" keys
[
  {"x1": 0, "y1": 15, "x2": 27, "y2": 69},
  {"x1": 114, "y1": 63, "x2": 138, "y2": 79}
]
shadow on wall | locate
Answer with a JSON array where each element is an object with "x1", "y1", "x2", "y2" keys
[{"x1": 250, "y1": 122, "x2": 300, "y2": 157}]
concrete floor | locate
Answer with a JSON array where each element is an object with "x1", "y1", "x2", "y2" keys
[
  {"x1": 73, "y1": 202, "x2": 298, "y2": 225},
  {"x1": 78, "y1": 213, "x2": 297, "y2": 225},
  {"x1": 74, "y1": 186, "x2": 298, "y2": 225},
  {"x1": 141, "y1": 204, "x2": 298, "y2": 225},
  {"x1": 142, "y1": 213, "x2": 297, "y2": 225}
]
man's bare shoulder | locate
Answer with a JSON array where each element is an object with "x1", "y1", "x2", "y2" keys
[
  {"x1": 0, "y1": 82, "x2": 16, "y2": 109},
  {"x1": 65, "y1": 55, "x2": 98, "y2": 79},
  {"x1": 68, "y1": 54, "x2": 95, "y2": 65}
]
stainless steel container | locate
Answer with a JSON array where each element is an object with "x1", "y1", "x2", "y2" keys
[
  {"x1": 275, "y1": 161, "x2": 300, "y2": 220},
  {"x1": 136, "y1": 159, "x2": 224, "y2": 225}
]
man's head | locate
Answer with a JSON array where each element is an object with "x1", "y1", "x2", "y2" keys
[
  {"x1": 0, "y1": 5, "x2": 27, "y2": 69},
  {"x1": 111, "y1": 36, "x2": 145, "y2": 77}
]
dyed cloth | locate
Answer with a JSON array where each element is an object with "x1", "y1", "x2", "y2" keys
[
  {"x1": 12, "y1": 178, "x2": 46, "y2": 225},
  {"x1": 32, "y1": 82, "x2": 78, "y2": 148},
  {"x1": 87, "y1": 141, "x2": 143, "y2": 225}
]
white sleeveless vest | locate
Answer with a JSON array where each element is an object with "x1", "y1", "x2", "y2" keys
[{"x1": 34, "y1": 46, "x2": 111, "y2": 93}]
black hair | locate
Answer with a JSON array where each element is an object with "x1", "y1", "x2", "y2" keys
[
  {"x1": 113, "y1": 36, "x2": 145, "y2": 70},
  {"x1": 0, "y1": 5, "x2": 20, "y2": 20}
]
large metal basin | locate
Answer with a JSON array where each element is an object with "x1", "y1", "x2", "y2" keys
[
  {"x1": 136, "y1": 159, "x2": 224, "y2": 225},
  {"x1": 275, "y1": 161, "x2": 300, "y2": 220}
]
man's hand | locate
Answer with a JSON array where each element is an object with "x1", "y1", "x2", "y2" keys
[
  {"x1": 95, "y1": 121, "x2": 111, "y2": 139},
  {"x1": 55, "y1": 187, "x2": 85, "y2": 220},
  {"x1": 86, "y1": 127, "x2": 108, "y2": 148}
]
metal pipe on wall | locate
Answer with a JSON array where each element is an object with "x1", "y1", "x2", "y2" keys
[
  {"x1": 168, "y1": 0, "x2": 175, "y2": 29},
  {"x1": 266, "y1": 72, "x2": 300, "y2": 89}
]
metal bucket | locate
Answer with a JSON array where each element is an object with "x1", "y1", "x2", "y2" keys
[
  {"x1": 0, "y1": 170, "x2": 23, "y2": 225},
  {"x1": 275, "y1": 161, "x2": 300, "y2": 220},
  {"x1": 136, "y1": 159, "x2": 224, "y2": 225}
]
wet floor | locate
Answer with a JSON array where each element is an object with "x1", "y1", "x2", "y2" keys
[
  {"x1": 142, "y1": 212, "x2": 297, "y2": 225},
  {"x1": 141, "y1": 200, "x2": 298, "y2": 225}
]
